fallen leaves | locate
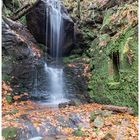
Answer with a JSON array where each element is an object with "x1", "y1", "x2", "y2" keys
[
  {"x1": 13, "y1": 96, "x2": 21, "y2": 101},
  {"x1": 2, "y1": 81, "x2": 138, "y2": 140}
]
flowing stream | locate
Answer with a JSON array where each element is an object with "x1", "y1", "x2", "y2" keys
[{"x1": 12, "y1": 0, "x2": 86, "y2": 139}]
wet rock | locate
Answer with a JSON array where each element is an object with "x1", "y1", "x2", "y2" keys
[
  {"x1": 16, "y1": 127, "x2": 39, "y2": 140},
  {"x1": 57, "y1": 116, "x2": 69, "y2": 127},
  {"x1": 26, "y1": 0, "x2": 46, "y2": 45},
  {"x1": 41, "y1": 136, "x2": 67, "y2": 140},
  {"x1": 58, "y1": 100, "x2": 76, "y2": 108},
  {"x1": 26, "y1": 0, "x2": 74, "y2": 56},
  {"x1": 68, "y1": 113, "x2": 82, "y2": 128},
  {"x1": 93, "y1": 116, "x2": 104, "y2": 128},
  {"x1": 45, "y1": 123, "x2": 62, "y2": 136},
  {"x1": 2, "y1": 19, "x2": 32, "y2": 60},
  {"x1": 55, "y1": 135, "x2": 67, "y2": 140},
  {"x1": 2, "y1": 17, "x2": 42, "y2": 95},
  {"x1": 64, "y1": 61, "x2": 90, "y2": 102}
]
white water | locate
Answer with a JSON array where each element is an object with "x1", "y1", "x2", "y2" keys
[
  {"x1": 44, "y1": 64, "x2": 68, "y2": 105},
  {"x1": 44, "y1": 0, "x2": 68, "y2": 105},
  {"x1": 46, "y1": 0, "x2": 63, "y2": 61}
]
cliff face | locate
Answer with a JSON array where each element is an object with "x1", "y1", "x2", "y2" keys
[
  {"x1": 2, "y1": 17, "x2": 42, "y2": 96},
  {"x1": 63, "y1": 0, "x2": 138, "y2": 113}
]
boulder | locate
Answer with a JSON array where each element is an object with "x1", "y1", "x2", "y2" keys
[{"x1": 26, "y1": 0, "x2": 74, "y2": 56}]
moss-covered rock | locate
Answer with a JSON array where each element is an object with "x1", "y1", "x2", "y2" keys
[
  {"x1": 88, "y1": 26, "x2": 138, "y2": 114},
  {"x1": 63, "y1": 0, "x2": 138, "y2": 114}
]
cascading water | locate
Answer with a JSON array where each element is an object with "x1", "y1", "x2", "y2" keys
[
  {"x1": 44, "y1": 0, "x2": 68, "y2": 105},
  {"x1": 44, "y1": 64, "x2": 68, "y2": 105},
  {"x1": 46, "y1": 0, "x2": 63, "y2": 61}
]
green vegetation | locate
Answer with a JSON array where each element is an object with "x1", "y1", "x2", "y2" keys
[
  {"x1": 90, "y1": 111, "x2": 95, "y2": 122},
  {"x1": 19, "y1": 16, "x2": 27, "y2": 24},
  {"x1": 6, "y1": 95, "x2": 13, "y2": 104},
  {"x1": 2, "y1": 127, "x2": 17, "y2": 140},
  {"x1": 74, "y1": 126, "x2": 84, "y2": 136},
  {"x1": 86, "y1": 2, "x2": 138, "y2": 113},
  {"x1": 38, "y1": 43, "x2": 46, "y2": 52},
  {"x1": 5, "y1": 109, "x2": 19, "y2": 115},
  {"x1": 64, "y1": 1, "x2": 138, "y2": 114},
  {"x1": 63, "y1": 54, "x2": 81, "y2": 63},
  {"x1": 2, "y1": 75, "x2": 12, "y2": 82}
]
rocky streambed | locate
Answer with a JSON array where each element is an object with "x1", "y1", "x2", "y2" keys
[{"x1": 2, "y1": 101, "x2": 138, "y2": 140}]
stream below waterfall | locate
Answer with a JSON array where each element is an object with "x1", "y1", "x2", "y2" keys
[{"x1": 11, "y1": 0, "x2": 88, "y2": 139}]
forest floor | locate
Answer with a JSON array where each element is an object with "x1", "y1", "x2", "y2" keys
[{"x1": 2, "y1": 82, "x2": 138, "y2": 140}]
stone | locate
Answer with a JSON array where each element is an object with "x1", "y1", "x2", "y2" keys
[
  {"x1": 93, "y1": 109, "x2": 112, "y2": 117},
  {"x1": 26, "y1": 0, "x2": 74, "y2": 56},
  {"x1": 57, "y1": 116, "x2": 69, "y2": 127},
  {"x1": 55, "y1": 135, "x2": 67, "y2": 140},
  {"x1": 58, "y1": 100, "x2": 76, "y2": 108},
  {"x1": 68, "y1": 113, "x2": 82, "y2": 128},
  {"x1": 101, "y1": 110, "x2": 113, "y2": 117},
  {"x1": 41, "y1": 136, "x2": 67, "y2": 140},
  {"x1": 93, "y1": 116, "x2": 104, "y2": 128},
  {"x1": 2, "y1": 17, "x2": 41, "y2": 95},
  {"x1": 101, "y1": 131, "x2": 115, "y2": 140},
  {"x1": 41, "y1": 137, "x2": 56, "y2": 140},
  {"x1": 94, "y1": 109, "x2": 104, "y2": 115}
]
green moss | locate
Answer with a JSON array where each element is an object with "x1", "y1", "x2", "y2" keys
[
  {"x1": 6, "y1": 95, "x2": 13, "y2": 104},
  {"x1": 2, "y1": 127, "x2": 17, "y2": 140},
  {"x1": 63, "y1": 0, "x2": 138, "y2": 114},
  {"x1": 88, "y1": 26, "x2": 138, "y2": 114},
  {"x1": 38, "y1": 43, "x2": 46, "y2": 52},
  {"x1": 2, "y1": 74, "x2": 12, "y2": 82},
  {"x1": 74, "y1": 127, "x2": 84, "y2": 136},
  {"x1": 90, "y1": 111, "x2": 95, "y2": 122},
  {"x1": 107, "y1": 82, "x2": 120, "y2": 90},
  {"x1": 5, "y1": 109, "x2": 19, "y2": 115},
  {"x1": 19, "y1": 16, "x2": 26, "y2": 24},
  {"x1": 63, "y1": 54, "x2": 80, "y2": 63}
]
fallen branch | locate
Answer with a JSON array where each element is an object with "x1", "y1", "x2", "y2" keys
[
  {"x1": 13, "y1": 4, "x2": 30, "y2": 15},
  {"x1": 101, "y1": 105, "x2": 134, "y2": 115},
  {"x1": 10, "y1": 0, "x2": 41, "y2": 21}
]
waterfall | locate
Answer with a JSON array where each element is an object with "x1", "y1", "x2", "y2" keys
[
  {"x1": 44, "y1": 0, "x2": 68, "y2": 105},
  {"x1": 44, "y1": 64, "x2": 68, "y2": 105},
  {"x1": 46, "y1": 0, "x2": 63, "y2": 61}
]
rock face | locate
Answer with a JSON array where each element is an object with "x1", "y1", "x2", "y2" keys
[
  {"x1": 63, "y1": 60, "x2": 90, "y2": 102},
  {"x1": 26, "y1": 0, "x2": 74, "y2": 56},
  {"x1": 2, "y1": 17, "x2": 42, "y2": 94}
]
